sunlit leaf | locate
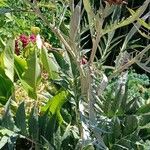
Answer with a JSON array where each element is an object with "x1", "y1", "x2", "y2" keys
[
  {"x1": 22, "y1": 49, "x2": 41, "y2": 99},
  {"x1": 14, "y1": 55, "x2": 27, "y2": 78},
  {"x1": 41, "y1": 46, "x2": 59, "y2": 79},
  {"x1": 41, "y1": 89, "x2": 69, "y2": 124},
  {"x1": 3, "y1": 39, "x2": 15, "y2": 82}
]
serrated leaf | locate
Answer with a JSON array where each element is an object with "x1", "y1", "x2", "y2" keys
[
  {"x1": 45, "y1": 114, "x2": 57, "y2": 142},
  {"x1": 110, "y1": 86, "x2": 123, "y2": 115},
  {"x1": 102, "y1": 0, "x2": 150, "y2": 35},
  {"x1": 2, "y1": 99, "x2": 15, "y2": 130},
  {"x1": 39, "y1": 111, "x2": 57, "y2": 142}
]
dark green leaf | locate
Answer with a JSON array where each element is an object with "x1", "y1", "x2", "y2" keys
[
  {"x1": 15, "y1": 102, "x2": 27, "y2": 135},
  {"x1": 28, "y1": 106, "x2": 39, "y2": 141},
  {"x1": 2, "y1": 99, "x2": 15, "y2": 130},
  {"x1": 111, "y1": 117, "x2": 121, "y2": 140},
  {"x1": 137, "y1": 103, "x2": 150, "y2": 114},
  {"x1": 0, "y1": 74, "x2": 13, "y2": 105},
  {"x1": 52, "y1": 51, "x2": 69, "y2": 73},
  {"x1": 123, "y1": 115, "x2": 139, "y2": 136}
]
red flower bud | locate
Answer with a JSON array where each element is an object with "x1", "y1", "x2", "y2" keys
[
  {"x1": 15, "y1": 39, "x2": 20, "y2": 55},
  {"x1": 80, "y1": 57, "x2": 87, "y2": 65}
]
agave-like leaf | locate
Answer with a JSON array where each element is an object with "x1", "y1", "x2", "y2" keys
[
  {"x1": 134, "y1": 25, "x2": 150, "y2": 39},
  {"x1": 99, "y1": 32, "x2": 124, "y2": 64},
  {"x1": 1, "y1": 98, "x2": 15, "y2": 130},
  {"x1": 83, "y1": 0, "x2": 95, "y2": 35},
  {"x1": 121, "y1": 10, "x2": 150, "y2": 52},
  {"x1": 138, "y1": 17, "x2": 150, "y2": 30},
  {"x1": 102, "y1": 0, "x2": 150, "y2": 35},
  {"x1": 136, "y1": 61, "x2": 150, "y2": 73},
  {"x1": 70, "y1": 1, "x2": 81, "y2": 41}
]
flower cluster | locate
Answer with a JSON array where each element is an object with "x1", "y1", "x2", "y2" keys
[{"x1": 15, "y1": 34, "x2": 36, "y2": 55}]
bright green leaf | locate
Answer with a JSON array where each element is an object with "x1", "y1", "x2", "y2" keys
[
  {"x1": 3, "y1": 39, "x2": 15, "y2": 82},
  {"x1": 22, "y1": 49, "x2": 41, "y2": 99},
  {"x1": 41, "y1": 89, "x2": 69, "y2": 124},
  {"x1": 41, "y1": 47, "x2": 59, "y2": 79}
]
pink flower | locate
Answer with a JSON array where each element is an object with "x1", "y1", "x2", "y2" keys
[
  {"x1": 15, "y1": 33, "x2": 43, "y2": 55},
  {"x1": 29, "y1": 34, "x2": 36, "y2": 43},
  {"x1": 19, "y1": 34, "x2": 29, "y2": 48}
]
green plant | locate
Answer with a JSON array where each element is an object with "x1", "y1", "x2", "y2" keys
[
  {"x1": 0, "y1": 97, "x2": 79, "y2": 150},
  {"x1": 0, "y1": 0, "x2": 150, "y2": 149},
  {"x1": 97, "y1": 71, "x2": 150, "y2": 149}
]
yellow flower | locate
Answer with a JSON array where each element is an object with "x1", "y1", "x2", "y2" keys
[{"x1": 31, "y1": 26, "x2": 40, "y2": 35}]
